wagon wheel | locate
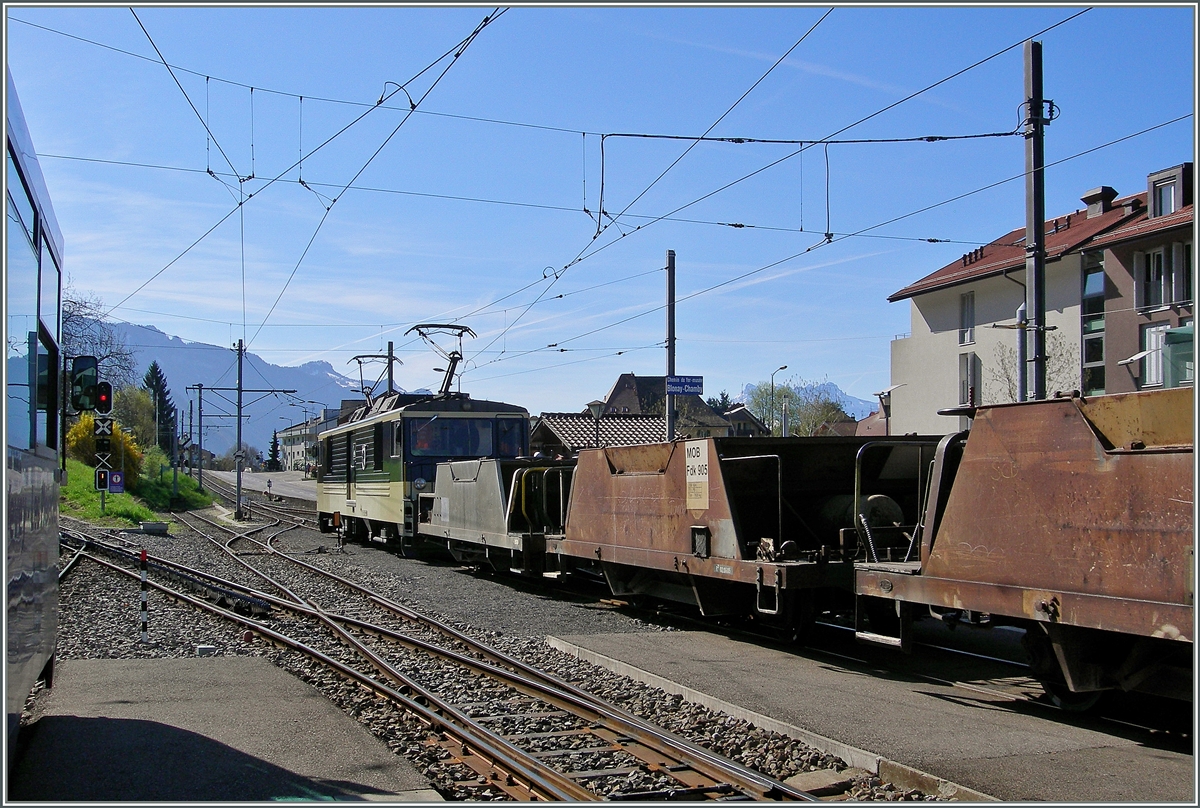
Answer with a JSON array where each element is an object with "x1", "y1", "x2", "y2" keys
[
  {"x1": 1039, "y1": 679, "x2": 1103, "y2": 712},
  {"x1": 1022, "y1": 625, "x2": 1104, "y2": 713}
]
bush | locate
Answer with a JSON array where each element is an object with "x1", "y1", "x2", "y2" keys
[{"x1": 66, "y1": 413, "x2": 144, "y2": 486}]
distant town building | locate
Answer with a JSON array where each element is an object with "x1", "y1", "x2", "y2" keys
[
  {"x1": 279, "y1": 407, "x2": 340, "y2": 471},
  {"x1": 888, "y1": 162, "x2": 1193, "y2": 434}
]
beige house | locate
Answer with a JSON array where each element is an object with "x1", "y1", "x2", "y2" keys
[{"x1": 888, "y1": 164, "x2": 1193, "y2": 435}]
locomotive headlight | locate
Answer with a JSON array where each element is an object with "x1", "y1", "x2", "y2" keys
[{"x1": 413, "y1": 477, "x2": 427, "y2": 491}]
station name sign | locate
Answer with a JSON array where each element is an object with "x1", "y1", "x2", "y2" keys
[{"x1": 666, "y1": 375, "x2": 703, "y2": 395}]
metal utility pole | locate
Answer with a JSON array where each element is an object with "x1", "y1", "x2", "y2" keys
[
  {"x1": 387, "y1": 341, "x2": 394, "y2": 395},
  {"x1": 665, "y1": 249, "x2": 676, "y2": 444},
  {"x1": 236, "y1": 339, "x2": 245, "y2": 517},
  {"x1": 172, "y1": 408, "x2": 178, "y2": 498},
  {"x1": 196, "y1": 384, "x2": 204, "y2": 491},
  {"x1": 195, "y1": 345, "x2": 296, "y2": 519},
  {"x1": 1024, "y1": 40, "x2": 1048, "y2": 400},
  {"x1": 1016, "y1": 302, "x2": 1028, "y2": 402}
]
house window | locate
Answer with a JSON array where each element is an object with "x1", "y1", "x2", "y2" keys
[
  {"x1": 958, "y1": 352, "x2": 980, "y2": 406},
  {"x1": 1136, "y1": 246, "x2": 1192, "y2": 309},
  {"x1": 1153, "y1": 179, "x2": 1177, "y2": 217},
  {"x1": 1141, "y1": 322, "x2": 1170, "y2": 387},
  {"x1": 1082, "y1": 335, "x2": 1105, "y2": 395},
  {"x1": 959, "y1": 291, "x2": 975, "y2": 345},
  {"x1": 1080, "y1": 254, "x2": 1105, "y2": 395}
]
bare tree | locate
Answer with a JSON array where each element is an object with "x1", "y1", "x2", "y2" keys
[
  {"x1": 61, "y1": 280, "x2": 137, "y2": 388},
  {"x1": 987, "y1": 331, "x2": 1081, "y2": 403}
]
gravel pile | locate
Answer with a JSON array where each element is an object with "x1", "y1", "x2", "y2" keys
[{"x1": 43, "y1": 512, "x2": 943, "y2": 801}]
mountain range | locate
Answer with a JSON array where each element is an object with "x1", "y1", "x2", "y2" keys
[
  {"x1": 736, "y1": 382, "x2": 878, "y2": 421},
  {"x1": 71, "y1": 323, "x2": 876, "y2": 455},
  {"x1": 112, "y1": 323, "x2": 362, "y2": 457}
]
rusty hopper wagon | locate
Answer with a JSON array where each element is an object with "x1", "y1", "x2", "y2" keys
[
  {"x1": 420, "y1": 436, "x2": 940, "y2": 639},
  {"x1": 854, "y1": 387, "x2": 1194, "y2": 707}
]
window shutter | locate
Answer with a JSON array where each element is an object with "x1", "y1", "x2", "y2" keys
[
  {"x1": 1173, "y1": 243, "x2": 1185, "y2": 303},
  {"x1": 1133, "y1": 252, "x2": 1145, "y2": 308}
]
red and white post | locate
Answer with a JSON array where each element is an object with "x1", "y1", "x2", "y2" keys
[{"x1": 139, "y1": 549, "x2": 149, "y2": 643}]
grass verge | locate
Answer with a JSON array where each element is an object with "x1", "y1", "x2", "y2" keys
[{"x1": 60, "y1": 458, "x2": 214, "y2": 527}]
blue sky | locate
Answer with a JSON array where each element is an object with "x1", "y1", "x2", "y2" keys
[{"x1": 6, "y1": 4, "x2": 1195, "y2": 414}]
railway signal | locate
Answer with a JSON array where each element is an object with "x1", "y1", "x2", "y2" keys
[
  {"x1": 95, "y1": 381, "x2": 113, "y2": 414},
  {"x1": 94, "y1": 468, "x2": 109, "y2": 491}
]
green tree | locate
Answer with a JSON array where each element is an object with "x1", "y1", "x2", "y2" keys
[
  {"x1": 113, "y1": 386, "x2": 156, "y2": 449},
  {"x1": 267, "y1": 431, "x2": 282, "y2": 471},
  {"x1": 142, "y1": 361, "x2": 176, "y2": 453},
  {"x1": 745, "y1": 375, "x2": 851, "y2": 436}
]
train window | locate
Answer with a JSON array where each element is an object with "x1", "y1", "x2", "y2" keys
[
  {"x1": 391, "y1": 420, "x2": 402, "y2": 457},
  {"x1": 497, "y1": 418, "x2": 525, "y2": 457},
  {"x1": 40, "y1": 234, "x2": 60, "y2": 342},
  {"x1": 409, "y1": 417, "x2": 494, "y2": 457},
  {"x1": 7, "y1": 145, "x2": 35, "y2": 242},
  {"x1": 34, "y1": 331, "x2": 58, "y2": 449},
  {"x1": 6, "y1": 155, "x2": 38, "y2": 451}
]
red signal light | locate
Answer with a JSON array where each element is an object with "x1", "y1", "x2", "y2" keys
[{"x1": 96, "y1": 381, "x2": 113, "y2": 414}]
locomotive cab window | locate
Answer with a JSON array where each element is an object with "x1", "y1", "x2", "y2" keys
[
  {"x1": 497, "y1": 417, "x2": 526, "y2": 458},
  {"x1": 409, "y1": 416, "x2": 494, "y2": 458}
]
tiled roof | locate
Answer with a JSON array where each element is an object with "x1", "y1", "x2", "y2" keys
[
  {"x1": 534, "y1": 412, "x2": 677, "y2": 451},
  {"x1": 1084, "y1": 203, "x2": 1194, "y2": 248},
  {"x1": 889, "y1": 193, "x2": 1148, "y2": 302}
]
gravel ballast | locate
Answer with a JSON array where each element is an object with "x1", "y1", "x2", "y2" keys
[{"x1": 39, "y1": 512, "x2": 942, "y2": 800}]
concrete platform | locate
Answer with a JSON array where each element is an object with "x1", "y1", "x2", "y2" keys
[
  {"x1": 547, "y1": 630, "x2": 1194, "y2": 803},
  {"x1": 7, "y1": 657, "x2": 441, "y2": 802}
]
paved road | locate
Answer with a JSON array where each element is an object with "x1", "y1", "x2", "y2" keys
[
  {"x1": 7, "y1": 657, "x2": 439, "y2": 801},
  {"x1": 205, "y1": 469, "x2": 317, "y2": 502}
]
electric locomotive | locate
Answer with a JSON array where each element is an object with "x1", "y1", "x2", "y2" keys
[{"x1": 316, "y1": 390, "x2": 530, "y2": 553}]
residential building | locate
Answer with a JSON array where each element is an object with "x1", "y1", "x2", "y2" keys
[
  {"x1": 888, "y1": 163, "x2": 1193, "y2": 435},
  {"x1": 723, "y1": 404, "x2": 769, "y2": 437},
  {"x1": 599, "y1": 373, "x2": 732, "y2": 438}
]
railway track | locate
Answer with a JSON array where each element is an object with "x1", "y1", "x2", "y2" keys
[
  {"x1": 201, "y1": 475, "x2": 318, "y2": 529},
  {"x1": 60, "y1": 518, "x2": 818, "y2": 801}
]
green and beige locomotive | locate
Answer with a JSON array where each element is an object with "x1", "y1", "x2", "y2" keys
[{"x1": 316, "y1": 389, "x2": 529, "y2": 553}]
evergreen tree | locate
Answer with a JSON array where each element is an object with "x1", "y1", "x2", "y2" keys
[
  {"x1": 142, "y1": 361, "x2": 177, "y2": 453},
  {"x1": 268, "y1": 431, "x2": 282, "y2": 471},
  {"x1": 705, "y1": 390, "x2": 735, "y2": 413}
]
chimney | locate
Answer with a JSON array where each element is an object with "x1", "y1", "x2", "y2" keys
[{"x1": 1080, "y1": 186, "x2": 1118, "y2": 219}]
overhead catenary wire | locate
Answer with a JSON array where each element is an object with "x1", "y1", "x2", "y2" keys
[
  {"x1": 557, "y1": 7, "x2": 1095, "y2": 278},
  {"x1": 36, "y1": 151, "x2": 987, "y2": 244},
  {"x1": 467, "y1": 11, "x2": 834, "y2": 369},
  {"x1": 460, "y1": 111, "x2": 1192, "y2": 378},
  {"x1": 103, "y1": 9, "x2": 507, "y2": 320},
  {"x1": 246, "y1": 7, "x2": 508, "y2": 348},
  {"x1": 452, "y1": 8, "x2": 1097, "y2": 368}
]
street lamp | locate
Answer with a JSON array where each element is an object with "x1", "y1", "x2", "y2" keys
[
  {"x1": 587, "y1": 400, "x2": 605, "y2": 449},
  {"x1": 770, "y1": 365, "x2": 787, "y2": 436}
]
